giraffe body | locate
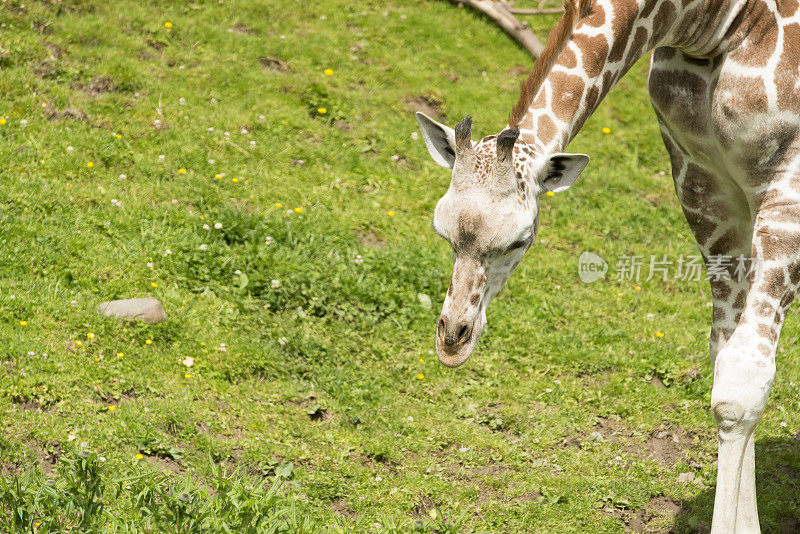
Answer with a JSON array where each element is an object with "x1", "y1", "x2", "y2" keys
[{"x1": 418, "y1": 0, "x2": 800, "y2": 530}]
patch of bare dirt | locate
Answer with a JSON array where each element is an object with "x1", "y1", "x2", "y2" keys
[
  {"x1": 560, "y1": 417, "x2": 704, "y2": 469},
  {"x1": 405, "y1": 93, "x2": 445, "y2": 120},
  {"x1": 356, "y1": 230, "x2": 386, "y2": 249},
  {"x1": 34, "y1": 60, "x2": 59, "y2": 79},
  {"x1": 76, "y1": 75, "x2": 117, "y2": 96},
  {"x1": 412, "y1": 496, "x2": 438, "y2": 520},
  {"x1": 231, "y1": 22, "x2": 257, "y2": 34},
  {"x1": 260, "y1": 56, "x2": 289, "y2": 72},
  {"x1": 43, "y1": 103, "x2": 87, "y2": 122},
  {"x1": 603, "y1": 494, "x2": 681, "y2": 533},
  {"x1": 15, "y1": 398, "x2": 54, "y2": 412},
  {"x1": 43, "y1": 41, "x2": 63, "y2": 59},
  {"x1": 146, "y1": 455, "x2": 186, "y2": 476},
  {"x1": 26, "y1": 440, "x2": 62, "y2": 476},
  {"x1": 328, "y1": 498, "x2": 357, "y2": 519}
]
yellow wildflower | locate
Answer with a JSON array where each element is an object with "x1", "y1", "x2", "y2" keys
[
  {"x1": 117, "y1": 352, "x2": 124, "y2": 358},
  {"x1": 294, "y1": 207, "x2": 303, "y2": 213},
  {"x1": 419, "y1": 358, "x2": 425, "y2": 364},
  {"x1": 19, "y1": 320, "x2": 27, "y2": 326},
  {"x1": 164, "y1": 21, "x2": 173, "y2": 29},
  {"x1": 386, "y1": 211, "x2": 395, "y2": 216},
  {"x1": 318, "y1": 108, "x2": 327, "y2": 114},
  {"x1": 86, "y1": 161, "x2": 94, "y2": 168},
  {"x1": 108, "y1": 405, "x2": 116, "y2": 411},
  {"x1": 324, "y1": 68, "x2": 334, "y2": 76},
  {"x1": 76, "y1": 340, "x2": 83, "y2": 346},
  {"x1": 231, "y1": 177, "x2": 239, "y2": 183},
  {"x1": 214, "y1": 174, "x2": 222, "y2": 180},
  {"x1": 417, "y1": 373, "x2": 424, "y2": 380},
  {"x1": 145, "y1": 339, "x2": 153, "y2": 345},
  {"x1": 634, "y1": 285, "x2": 641, "y2": 291},
  {"x1": 87, "y1": 332, "x2": 94, "y2": 339},
  {"x1": 656, "y1": 331, "x2": 664, "y2": 338},
  {"x1": 178, "y1": 168, "x2": 187, "y2": 174},
  {"x1": 136, "y1": 453, "x2": 144, "y2": 460},
  {"x1": 546, "y1": 191, "x2": 555, "y2": 197},
  {"x1": 602, "y1": 127, "x2": 612, "y2": 134},
  {"x1": 151, "y1": 282, "x2": 158, "y2": 288},
  {"x1": 115, "y1": 134, "x2": 122, "y2": 139},
  {"x1": 274, "y1": 202, "x2": 283, "y2": 208},
  {"x1": 95, "y1": 357, "x2": 101, "y2": 362},
  {"x1": 0, "y1": 118, "x2": 6, "y2": 125}
]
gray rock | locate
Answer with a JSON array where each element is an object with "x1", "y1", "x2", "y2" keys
[{"x1": 99, "y1": 298, "x2": 166, "y2": 325}]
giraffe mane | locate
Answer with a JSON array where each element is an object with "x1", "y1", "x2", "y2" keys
[{"x1": 508, "y1": 0, "x2": 589, "y2": 129}]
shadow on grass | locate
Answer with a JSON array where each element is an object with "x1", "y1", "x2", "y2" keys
[{"x1": 671, "y1": 436, "x2": 800, "y2": 533}]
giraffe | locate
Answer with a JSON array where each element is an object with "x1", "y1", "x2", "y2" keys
[{"x1": 416, "y1": 0, "x2": 800, "y2": 531}]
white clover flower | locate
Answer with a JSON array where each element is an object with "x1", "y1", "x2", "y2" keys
[
  {"x1": 277, "y1": 336, "x2": 288, "y2": 345},
  {"x1": 182, "y1": 356, "x2": 194, "y2": 368},
  {"x1": 208, "y1": 127, "x2": 214, "y2": 132},
  {"x1": 199, "y1": 244, "x2": 208, "y2": 251},
  {"x1": 27, "y1": 351, "x2": 35, "y2": 356},
  {"x1": 410, "y1": 132, "x2": 419, "y2": 140},
  {"x1": 234, "y1": 270, "x2": 242, "y2": 275},
  {"x1": 154, "y1": 119, "x2": 163, "y2": 128},
  {"x1": 258, "y1": 114, "x2": 266, "y2": 121},
  {"x1": 119, "y1": 174, "x2": 127, "y2": 180},
  {"x1": 208, "y1": 159, "x2": 215, "y2": 164},
  {"x1": 20, "y1": 119, "x2": 27, "y2": 127},
  {"x1": 354, "y1": 255, "x2": 363, "y2": 265},
  {"x1": 249, "y1": 141, "x2": 256, "y2": 148},
  {"x1": 164, "y1": 249, "x2": 173, "y2": 255},
  {"x1": 179, "y1": 97, "x2": 186, "y2": 105},
  {"x1": 214, "y1": 222, "x2": 222, "y2": 229},
  {"x1": 147, "y1": 262, "x2": 154, "y2": 269},
  {"x1": 68, "y1": 434, "x2": 76, "y2": 442},
  {"x1": 202, "y1": 224, "x2": 210, "y2": 230},
  {"x1": 67, "y1": 146, "x2": 74, "y2": 152},
  {"x1": 70, "y1": 300, "x2": 77, "y2": 307},
  {"x1": 240, "y1": 127, "x2": 248, "y2": 134},
  {"x1": 271, "y1": 279, "x2": 280, "y2": 288},
  {"x1": 223, "y1": 131, "x2": 230, "y2": 137},
  {"x1": 264, "y1": 236, "x2": 273, "y2": 245},
  {"x1": 158, "y1": 155, "x2": 165, "y2": 162}
]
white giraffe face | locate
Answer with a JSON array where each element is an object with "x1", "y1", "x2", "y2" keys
[
  {"x1": 432, "y1": 188, "x2": 538, "y2": 367},
  {"x1": 416, "y1": 111, "x2": 589, "y2": 367}
]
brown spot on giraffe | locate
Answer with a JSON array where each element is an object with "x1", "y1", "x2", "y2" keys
[
  {"x1": 757, "y1": 227, "x2": 800, "y2": 261},
  {"x1": 537, "y1": 114, "x2": 557, "y2": 143},
  {"x1": 626, "y1": 27, "x2": 649, "y2": 66},
  {"x1": 714, "y1": 74, "x2": 769, "y2": 117},
  {"x1": 779, "y1": 0, "x2": 800, "y2": 17},
  {"x1": 651, "y1": 2, "x2": 677, "y2": 43},
  {"x1": 549, "y1": 71, "x2": 585, "y2": 122},
  {"x1": 728, "y1": 1, "x2": 778, "y2": 68},
  {"x1": 775, "y1": 23, "x2": 800, "y2": 111},
  {"x1": 608, "y1": 0, "x2": 638, "y2": 62},
  {"x1": 470, "y1": 293, "x2": 480, "y2": 306},
  {"x1": 760, "y1": 268, "x2": 787, "y2": 300},
  {"x1": 573, "y1": 33, "x2": 609, "y2": 78},
  {"x1": 582, "y1": 2, "x2": 606, "y2": 27},
  {"x1": 557, "y1": 47, "x2": 578, "y2": 69}
]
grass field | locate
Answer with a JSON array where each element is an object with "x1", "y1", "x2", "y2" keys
[{"x1": 2, "y1": 0, "x2": 800, "y2": 532}]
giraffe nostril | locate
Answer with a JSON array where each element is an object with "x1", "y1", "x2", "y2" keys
[
  {"x1": 438, "y1": 317, "x2": 446, "y2": 341},
  {"x1": 456, "y1": 322, "x2": 471, "y2": 344}
]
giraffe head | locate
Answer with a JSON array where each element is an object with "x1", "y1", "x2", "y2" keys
[{"x1": 416, "y1": 112, "x2": 589, "y2": 367}]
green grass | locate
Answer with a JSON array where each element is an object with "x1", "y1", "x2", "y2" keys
[{"x1": 2, "y1": 0, "x2": 800, "y2": 531}]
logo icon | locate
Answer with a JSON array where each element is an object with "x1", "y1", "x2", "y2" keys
[{"x1": 578, "y1": 251, "x2": 608, "y2": 283}]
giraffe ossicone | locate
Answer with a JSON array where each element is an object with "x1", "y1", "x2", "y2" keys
[{"x1": 418, "y1": 0, "x2": 800, "y2": 531}]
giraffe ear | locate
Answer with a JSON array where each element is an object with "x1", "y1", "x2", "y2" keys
[
  {"x1": 416, "y1": 112, "x2": 457, "y2": 169},
  {"x1": 539, "y1": 153, "x2": 590, "y2": 193}
]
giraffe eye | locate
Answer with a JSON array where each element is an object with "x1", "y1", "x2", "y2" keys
[{"x1": 508, "y1": 239, "x2": 528, "y2": 251}]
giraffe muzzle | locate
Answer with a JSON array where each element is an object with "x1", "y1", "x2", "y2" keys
[{"x1": 436, "y1": 314, "x2": 480, "y2": 367}]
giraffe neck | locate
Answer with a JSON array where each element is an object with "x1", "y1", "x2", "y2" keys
[{"x1": 517, "y1": 0, "x2": 748, "y2": 153}]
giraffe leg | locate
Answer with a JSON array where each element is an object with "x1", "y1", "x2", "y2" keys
[
  {"x1": 658, "y1": 134, "x2": 765, "y2": 532},
  {"x1": 708, "y1": 201, "x2": 800, "y2": 534}
]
